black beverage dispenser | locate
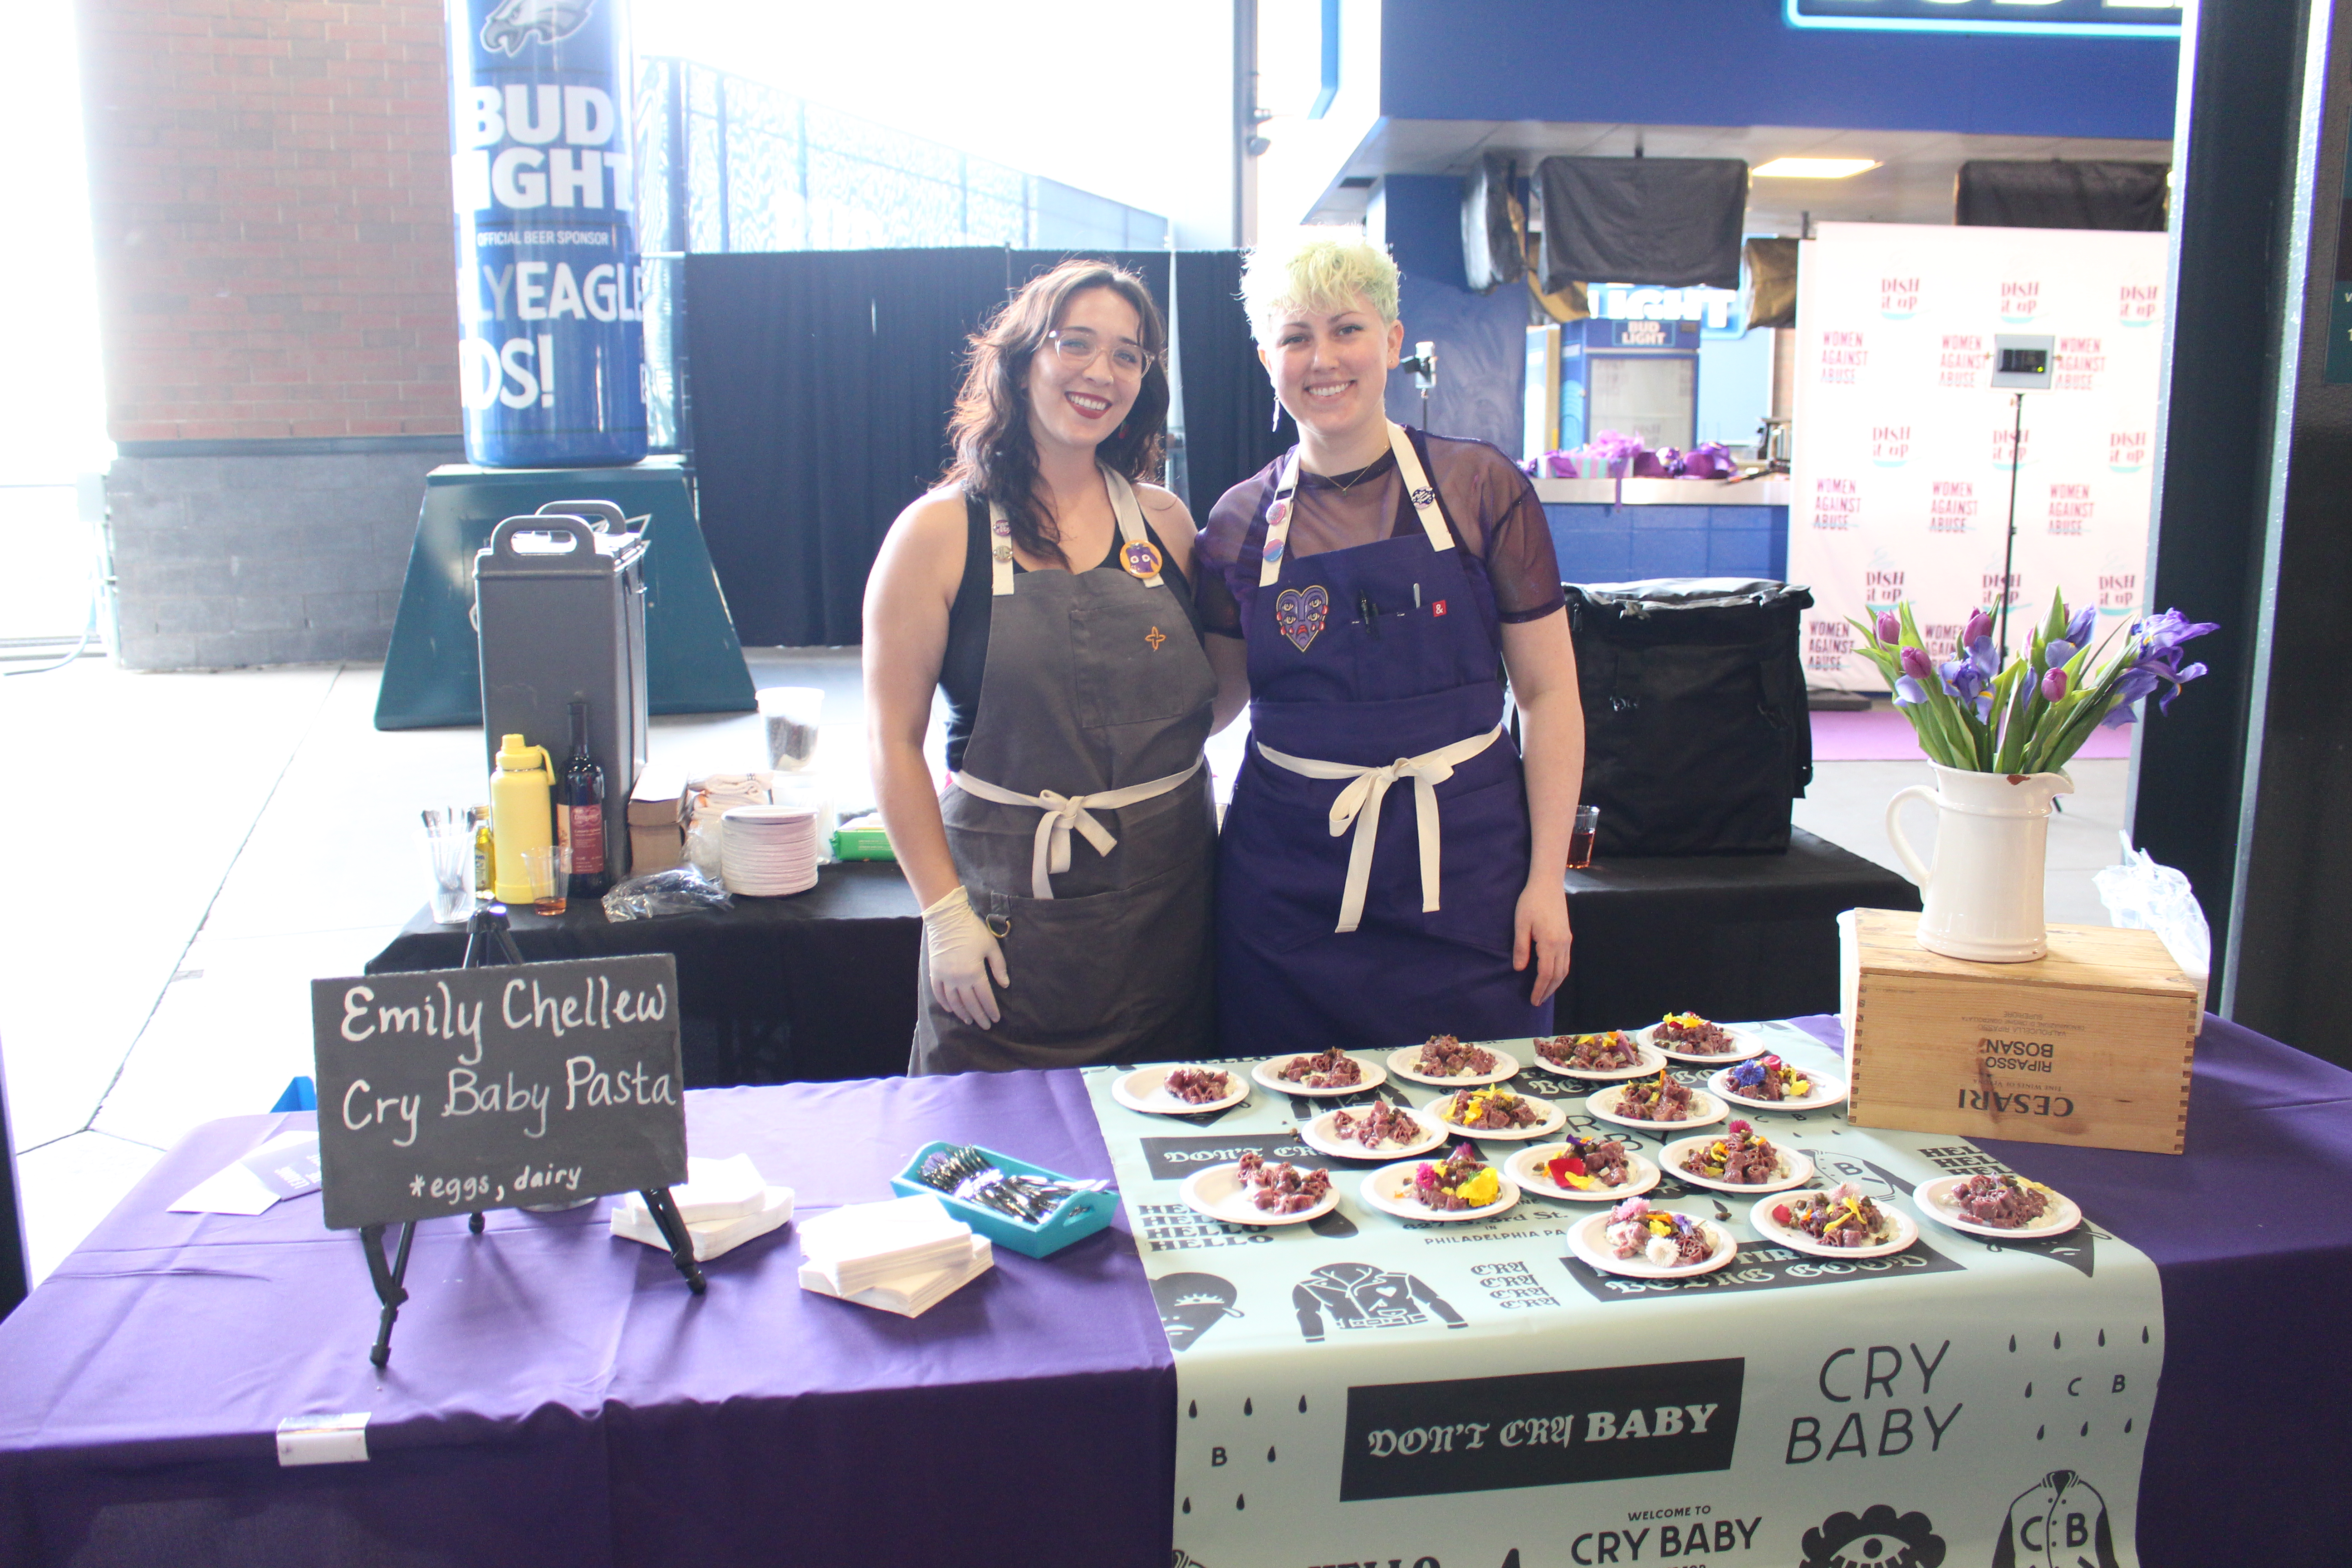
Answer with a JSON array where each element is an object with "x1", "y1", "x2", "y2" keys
[{"x1": 475, "y1": 500, "x2": 650, "y2": 879}]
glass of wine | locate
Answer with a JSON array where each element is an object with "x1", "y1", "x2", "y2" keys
[{"x1": 1566, "y1": 805, "x2": 1600, "y2": 870}]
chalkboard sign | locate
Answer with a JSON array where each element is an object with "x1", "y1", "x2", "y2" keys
[{"x1": 311, "y1": 954, "x2": 688, "y2": 1232}]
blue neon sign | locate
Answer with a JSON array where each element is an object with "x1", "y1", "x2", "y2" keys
[{"x1": 1786, "y1": 0, "x2": 2179, "y2": 38}]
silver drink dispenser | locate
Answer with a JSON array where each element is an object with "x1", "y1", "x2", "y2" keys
[{"x1": 475, "y1": 505, "x2": 650, "y2": 878}]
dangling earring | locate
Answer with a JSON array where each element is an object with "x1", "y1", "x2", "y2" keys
[
  {"x1": 1269, "y1": 400, "x2": 1286, "y2": 434},
  {"x1": 1113, "y1": 421, "x2": 1128, "y2": 439}
]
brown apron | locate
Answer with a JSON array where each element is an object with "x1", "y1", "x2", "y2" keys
[{"x1": 909, "y1": 469, "x2": 1218, "y2": 1073}]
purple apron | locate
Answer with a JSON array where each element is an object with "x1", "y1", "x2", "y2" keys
[{"x1": 1216, "y1": 424, "x2": 1551, "y2": 1056}]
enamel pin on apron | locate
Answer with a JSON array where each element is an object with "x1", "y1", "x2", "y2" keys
[
  {"x1": 1275, "y1": 585, "x2": 1329, "y2": 651},
  {"x1": 1122, "y1": 539, "x2": 1164, "y2": 580}
]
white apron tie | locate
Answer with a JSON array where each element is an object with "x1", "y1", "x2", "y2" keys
[
  {"x1": 951, "y1": 759, "x2": 1204, "y2": 899},
  {"x1": 1254, "y1": 726, "x2": 1503, "y2": 933}
]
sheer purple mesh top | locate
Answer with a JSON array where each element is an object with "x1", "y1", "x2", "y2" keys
[{"x1": 1195, "y1": 433, "x2": 1564, "y2": 642}]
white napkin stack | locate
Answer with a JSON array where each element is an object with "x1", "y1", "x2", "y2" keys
[
  {"x1": 797, "y1": 1194, "x2": 994, "y2": 1317},
  {"x1": 610, "y1": 1153, "x2": 795, "y2": 1261},
  {"x1": 720, "y1": 804, "x2": 819, "y2": 896}
]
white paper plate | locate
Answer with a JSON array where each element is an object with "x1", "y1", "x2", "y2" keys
[
  {"x1": 1915, "y1": 1175, "x2": 2083, "y2": 1240},
  {"x1": 1506, "y1": 1143, "x2": 1660, "y2": 1202},
  {"x1": 1425, "y1": 1090, "x2": 1568, "y2": 1142},
  {"x1": 1586, "y1": 1083, "x2": 1727, "y2": 1132},
  {"x1": 1386, "y1": 1044, "x2": 1521, "y2": 1087},
  {"x1": 1527, "y1": 1035, "x2": 1669, "y2": 1081},
  {"x1": 1358, "y1": 1159, "x2": 1520, "y2": 1222},
  {"x1": 1568, "y1": 1210, "x2": 1738, "y2": 1278},
  {"x1": 1638, "y1": 1021, "x2": 1769, "y2": 1065},
  {"x1": 1251, "y1": 1053, "x2": 1388, "y2": 1098},
  {"x1": 1750, "y1": 1192, "x2": 1920, "y2": 1259},
  {"x1": 1709, "y1": 1064, "x2": 1849, "y2": 1112},
  {"x1": 1179, "y1": 1162, "x2": 1338, "y2": 1227},
  {"x1": 1111, "y1": 1064, "x2": 1249, "y2": 1116},
  {"x1": 1297, "y1": 1106, "x2": 1447, "y2": 1161},
  {"x1": 1658, "y1": 1136, "x2": 1816, "y2": 1194}
]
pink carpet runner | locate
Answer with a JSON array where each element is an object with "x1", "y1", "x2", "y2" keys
[{"x1": 1810, "y1": 706, "x2": 2133, "y2": 762}]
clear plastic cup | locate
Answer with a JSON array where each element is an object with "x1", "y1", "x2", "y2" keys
[
  {"x1": 421, "y1": 823, "x2": 475, "y2": 924},
  {"x1": 756, "y1": 686, "x2": 824, "y2": 772},
  {"x1": 522, "y1": 844, "x2": 573, "y2": 916}
]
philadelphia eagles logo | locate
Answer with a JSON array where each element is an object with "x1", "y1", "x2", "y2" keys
[{"x1": 480, "y1": 0, "x2": 596, "y2": 55}]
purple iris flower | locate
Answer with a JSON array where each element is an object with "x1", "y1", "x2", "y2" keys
[
  {"x1": 1876, "y1": 611, "x2": 1901, "y2": 644},
  {"x1": 1939, "y1": 653, "x2": 1987, "y2": 703},
  {"x1": 1968, "y1": 636, "x2": 2000, "y2": 678},
  {"x1": 2043, "y1": 639, "x2": 2077, "y2": 671},
  {"x1": 1976, "y1": 693, "x2": 1994, "y2": 722},
  {"x1": 1894, "y1": 674, "x2": 1928, "y2": 706},
  {"x1": 2042, "y1": 666, "x2": 2068, "y2": 701},
  {"x1": 1963, "y1": 608, "x2": 1995, "y2": 649},
  {"x1": 2157, "y1": 661, "x2": 2209, "y2": 713},
  {"x1": 1900, "y1": 645, "x2": 1935, "y2": 684},
  {"x1": 2100, "y1": 701, "x2": 2138, "y2": 730},
  {"x1": 2064, "y1": 607, "x2": 2096, "y2": 647},
  {"x1": 2135, "y1": 608, "x2": 2220, "y2": 653}
]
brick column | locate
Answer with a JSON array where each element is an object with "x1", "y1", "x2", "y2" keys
[{"x1": 80, "y1": 0, "x2": 466, "y2": 667}]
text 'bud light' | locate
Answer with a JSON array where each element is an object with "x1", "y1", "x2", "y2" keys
[{"x1": 447, "y1": 0, "x2": 647, "y2": 467}]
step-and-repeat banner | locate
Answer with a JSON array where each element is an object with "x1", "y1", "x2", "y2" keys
[
  {"x1": 1087, "y1": 1022, "x2": 2161, "y2": 1568},
  {"x1": 1789, "y1": 223, "x2": 2168, "y2": 692}
]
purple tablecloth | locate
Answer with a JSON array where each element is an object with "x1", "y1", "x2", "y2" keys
[
  {"x1": 0, "y1": 1071, "x2": 1174, "y2": 1568},
  {"x1": 5, "y1": 1018, "x2": 2349, "y2": 1568},
  {"x1": 1791, "y1": 1011, "x2": 2352, "y2": 1568}
]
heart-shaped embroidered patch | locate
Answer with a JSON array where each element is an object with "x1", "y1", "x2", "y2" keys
[{"x1": 1275, "y1": 585, "x2": 1328, "y2": 652}]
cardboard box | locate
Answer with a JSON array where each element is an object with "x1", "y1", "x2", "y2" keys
[
  {"x1": 1843, "y1": 908, "x2": 2200, "y2": 1154},
  {"x1": 627, "y1": 764, "x2": 685, "y2": 876}
]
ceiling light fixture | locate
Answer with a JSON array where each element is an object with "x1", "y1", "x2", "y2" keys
[{"x1": 1753, "y1": 157, "x2": 1882, "y2": 179}]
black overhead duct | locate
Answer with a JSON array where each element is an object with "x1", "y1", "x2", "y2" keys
[
  {"x1": 1538, "y1": 156, "x2": 1747, "y2": 291},
  {"x1": 1742, "y1": 237, "x2": 1799, "y2": 331},
  {"x1": 1955, "y1": 160, "x2": 2170, "y2": 230}
]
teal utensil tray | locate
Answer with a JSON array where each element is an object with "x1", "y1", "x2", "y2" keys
[{"x1": 891, "y1": 1142, "x2": 1117, "y2": 1259}]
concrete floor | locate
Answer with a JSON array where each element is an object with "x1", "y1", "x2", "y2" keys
[{"x1": 0, "y1": 653, "x2": 2131, "y2": 1286}]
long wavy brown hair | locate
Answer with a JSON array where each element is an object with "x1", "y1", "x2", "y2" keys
[{"x1": 944, "y1": 260, "x2": 1169, "y2": 568}]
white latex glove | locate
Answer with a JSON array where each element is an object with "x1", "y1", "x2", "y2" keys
[{"x1": 921, "y1": 885, "x2": 1009, "y2": 1029}]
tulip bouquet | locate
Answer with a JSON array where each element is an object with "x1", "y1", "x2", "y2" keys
[{"x1": 1847, "y1": 592, "x2": 2216, "y2": 775}]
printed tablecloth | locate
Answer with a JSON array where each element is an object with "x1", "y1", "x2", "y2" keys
[{"x1": 1088, "y1": 1022, "x2": 2164, "y2": 1568}]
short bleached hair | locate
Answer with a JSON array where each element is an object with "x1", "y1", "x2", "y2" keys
[{"x1": 1240, "y1": 230, "x2": 1400, "y2": 344}]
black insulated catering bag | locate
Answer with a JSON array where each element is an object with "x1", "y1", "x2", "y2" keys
[{"x1": 1564, "y1": 578, "x2": 1813, "y2": 857}]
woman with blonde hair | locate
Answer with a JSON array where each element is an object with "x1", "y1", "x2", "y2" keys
[
  {"x1": 1194, "y1": 232, "x2": 1584, "y2": 1052},
  {"x1": 866, "y1": 260, "x2": 1226, "y2": 1072}
]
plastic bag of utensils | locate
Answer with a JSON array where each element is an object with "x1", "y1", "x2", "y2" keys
[{"x1": 602, "y1": 863, "x2": 735, "y2": 922}]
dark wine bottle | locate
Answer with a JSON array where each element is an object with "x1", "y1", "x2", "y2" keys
[{"x1": 559, "y1": 699, "x2": 609, "y2": 898}]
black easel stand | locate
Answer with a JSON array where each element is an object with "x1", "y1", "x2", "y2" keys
[{"x1": 359, "y1": 905, "x2": 702, "y2": 1368}]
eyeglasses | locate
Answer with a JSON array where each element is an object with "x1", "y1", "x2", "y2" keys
[{"x1": 1044, "y1": 328, "x2": 1155, "y2": 377}]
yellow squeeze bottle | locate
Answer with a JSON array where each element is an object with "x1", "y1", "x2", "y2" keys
[{"x1": 490, "y1": 733, "x2": 555, "y2": 903}]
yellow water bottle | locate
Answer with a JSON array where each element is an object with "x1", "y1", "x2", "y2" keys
[{"x1": 490, "y1": 733, "x2": 554, "y2": 904}]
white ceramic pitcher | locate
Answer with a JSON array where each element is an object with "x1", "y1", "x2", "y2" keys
[{"x1": 1885, "y1": 763, "x2": 2074, "y2": 963}]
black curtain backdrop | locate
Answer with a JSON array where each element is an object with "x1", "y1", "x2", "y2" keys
[
  {"x1": 686, "y1": 248, "x2": 1186, "y2": 647},
  {"x1": 1538, "y1": 157, "x2": 1748, "y2": 292},
  {"x1": 1955, "y1": 161, "x2": 2170, "y2": 231},
  {"x1": 1174, "y1": 249, "x2": 1288, "y2": 521}
]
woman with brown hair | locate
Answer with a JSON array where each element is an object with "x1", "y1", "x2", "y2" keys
[{"x1": 865, "y1": 260, "x2": 1228, "y2": 1073}]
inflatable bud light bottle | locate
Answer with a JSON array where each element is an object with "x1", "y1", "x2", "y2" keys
[{"x1": 448, "y1": 0, "x2": 647, "y2": 467}]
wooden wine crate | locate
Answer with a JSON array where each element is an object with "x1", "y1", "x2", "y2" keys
[{"x1": 1842, "y1": 908, "x2": 2201, "y2": 1154}]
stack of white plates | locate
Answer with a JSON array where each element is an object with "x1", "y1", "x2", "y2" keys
[{"x1": 721, "y1": 804, "x2": 819, "y2": 895}]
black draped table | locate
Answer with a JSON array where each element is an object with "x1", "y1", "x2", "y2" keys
[
  {"x1": 1558, "y1": 826, "x2": 1919, "y2": 1028},
  {"x1": 368, "y1": 862, "x2": 922, "y2": 1085},
  {"x1": 6, "y1": 1015, "x2": 2344, "y2": 1567},
  {"x1": 368, "y1": 833, "x2": 1916, "y2": 1085}
]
